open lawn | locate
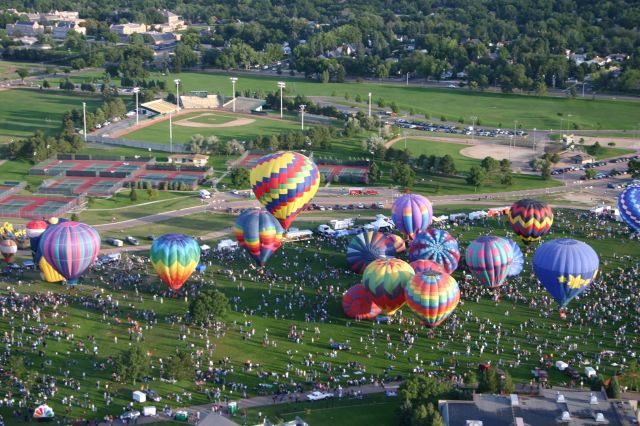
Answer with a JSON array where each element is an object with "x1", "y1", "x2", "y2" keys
[
  {"x1": 0, "y1": 208, "x2": 637, "y2": 425},
  {"x1": 130, "y1": 71, "x2": 640, "y2": 130},
  {"x1": 590, "y1": 147, "x2": 636, "y2": 160},
  {"x1": 0, "y1": 89, "x2": 103, "y2": 143},
  {"x1": 400, "y1": 138, "x2": 479, "y2": 171},
  {"x1": 0, "y1": 60, "x2": 47, "y2": 80},
  {"x1": 125, "y1": 111, "x2": 303, "y2": 145}
]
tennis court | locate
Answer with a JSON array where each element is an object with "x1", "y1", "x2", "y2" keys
[
  {"x1": 31, "y1": 158, "x2": 147, "y2": 176},
  {"x1": 43, "y1": 177, "x2": 123, "y2": 196},
  {"x1": 136, "y1": 170, "x2": 205, "y2": 188},
  {"x1": 0, "y1": 195, "x2": 78, "y2": 219}
]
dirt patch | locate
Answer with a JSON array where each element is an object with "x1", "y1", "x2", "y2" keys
[
  {"x1": 174, "y1": 113, "x2": 255, "y2": 128},
  {"x1": 460, "y1": 143, "x2": 538, "y2": 172},
  {"x1": 572, "y1": 135, "x2": 639, "y2": 150}
]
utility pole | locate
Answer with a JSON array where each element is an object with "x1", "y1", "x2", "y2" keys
[
  {"x1": 582, "y1": 81, "x2": 585, "y2": 97},
  {"x1": 299, "y1": 105, "x2": 306, "y2": 130},
  {"x1": 378, "y1": 114, "x2": 382, "y2": 137},
  {"x1": 133, "y1": 87, "x2": 140, "y2": 125},
  {"x1": 230, "y1": 77, "x2": 238, "y2": 113},
  {"x1": 533, "y1": 128, "x2": 536, "y2": 151},
  {"x1": 406, "y1": 72, "x2": 409, "y2": 86},
  {"x1": 277, "y1": 81, "x2": 286, "y2": 118},
  {"x1": 174, "y1": 79, "x2": 180, "y2": 112},
  {"x1": 82, "y1": 102, "x2": 87, "y2": 142},
  {"x1": 404, "y1": 131, "x2": 407, "y2": 149},
  {"x1": 169, "y1": 111, "x2": 173, "y2": 153},
  {"x1": 470, "y1": 116, "x2": 477, "y2": 144},
  {"x1": 368, "y1": 92, "x2": 372, "y2": 118}
]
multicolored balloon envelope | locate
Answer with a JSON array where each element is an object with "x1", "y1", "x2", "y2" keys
[
  {"x1": 408, "y1": 229, "x2": 460, "y2": 273},
  {"x1": 385, "y1": 233, "x2": 406, "y2": 253},
  {"x1": 346, "y1": 230, "x2": 396, "y2": 274},
  {"x1": 410, "y1": 259, "x2": 445, "y2": 275},
  {"x1": 234, "y1": 209, "x2": 284, "y2": 267},
  {"x1": 26, "y1": 220, "x2": 48, "y2": 238},
  {"x1": 150, "y1": 234, "x2": 201, "y2": 291},
  {"x1": 362, "y1": 258, "x2": 415, "y2": 315},
  {"x1": 33, "y1": 404, "x2": 54, "y2": 418},
  {"x1": 405, "y1": 271, "x2": 460, "y2": 328},
  {"x1": 506, "y1": 239, "x2": 524, "y2": 277},
  {"x1": 0, "y1": 239, "x2": 17, "y2": 262},
  {"x1": 618, "y1": 184, "x2": 640, "y2": 233},
  {"x1": 533, "y1": 238, "x2": 599, "y2": 308},
  {"x1": 39, "y1": 222, "x2": 100, "y2": 286},
  {"x1": 250, "y1": 151, "x2": 320, "y2": 229},
  {"x1": 507, "y1": 199, "x2": 554, "y2": 245},
  {"x1": 464, "y1": 236, "x2": 513, "y2": 288},
  {"x1": 342, "y1": 283, "x2": 382, "y2": 320},
  {"x1": 39, "y1": 256, "x2": 65, "y2": 283},
  {"x1": 391, "y1": 194, "x2": 433, "y2": 239}
]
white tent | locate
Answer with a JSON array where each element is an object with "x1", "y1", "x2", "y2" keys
[{"x1": 217, "y1": 240, "x2": 238, "y2": 251}]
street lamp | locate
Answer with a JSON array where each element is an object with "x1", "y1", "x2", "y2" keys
[
  {"x1": 299, "y1": 105, "x2": 306, "y2": 130},
  {"x1": 133, "y1": 87, "x2": 140, "y2": 125},
  {"x1": 368, "y1": 92, "x2": 372, "y2": 118},
  {"x1": 277, "y1": 81, "x2": 286, "y2": 118},
  {"x1": 230, "y1": 77, "x2": 238, "y2": 113},
  {"x1": 470, "y1": 116, "x2": 477, "y2": 144},
  {"x1": 533, "y1": 128, "x2": 537, "y2": 151},
  {"x1": 174, "y1": 79, "x2": 181, "y2": 112}
]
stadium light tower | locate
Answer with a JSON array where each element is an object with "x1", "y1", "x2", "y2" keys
[
  {"x1": 82, "y1": 102, "x2": 87, "y2": 142},
  {"x1": 133, "y1": 87, "x2": 140, "y2": 125},
  {"x1": 169, "y1": 111, "x2": 173, "y2": 153},
  {"x1": 299, "y1": 105, "x2": 306, "y2": 130},
  {"x1": 174, "y1": 79, "x2": 181, "y2": 112},
  {"x1": 230, "y1": 77, "x2": 238, "y2": 112},
  {"x1": 277, "y1": 81, "x2": 286, "y2": 118},
  {"x1": 368, "y1": 92, "x2": 372, "y2": 118}
]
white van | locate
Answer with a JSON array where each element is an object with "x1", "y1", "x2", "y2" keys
[
  {"x1": 556, "y1": 361, "x2": 569, "y2": 371},
  {"x1": 584, "y1": 367, "x2": 597, "y2": 379},
  {"x1": 199, "y1": 189, "x2": 211, "y2": 199}
]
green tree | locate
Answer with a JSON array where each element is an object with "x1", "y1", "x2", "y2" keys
[
  {"x1": 390, "y1": 101, "x2": 400, "y2": 114},
  {"x1": 115, "y1": 344, "x2": 151, "y2": 384},
  {"x1": 499, "y1": 371, "x2": 515, "y2": 394},
  {"x1": 585, "y1": 169, "x2": 597, "y2": 180},
  {"x1": 466, "y1": 166, "x2": 486, "y2": 187},
  {"x1": 16, "y1": 68, "x2": 28, "y2": 82},
  {"x1": 480, "y1": 156, "x2": 499, "y2": 172},
  {"x1": 391, "y1": 162, "x2": 415, "y2": 188},
  {"x1": 439, "y1": 154, "x2": 456, "y2": 175},
  {"x1": 321, "y1": 69, "x2": 330, "y2": 83},
  {"x1": 591, "y1": 375, "x2": 605, "y2": 391},
  {"x1": 230, "y1": 167, "x2": 250, "y2": 188},
  {"x1": 368, "y1": 162, "x2": 381, "y2": 183},
  {"x1": 70, "y1": 213, "x2": 79, "y2": 221},
  {"x1": 189, "y1": 289, "x2": 229, "y2": 326},
  {"x1": 607, "y1": 376, "x2": 621, "y2": 398},
  {"x1": 621, "y1": 359, "x2": 640, "y2": 391},
  {"x1": 477, "y1": 368, "x2": 499, "y2": 393},
  {"x1": 541, "y1": 161, "x2": 552, "y2": 180},
  {"x1": 500, "y1": 172, "x2": 513, "y2": 186},
  {"x1": 163, "y1": 350, "x2": 194, "y2": 381},
  {"x1": 42, "y1": 80, "x2": 50, "y2": 89},
  {"x1": 627, "y1": 159, "x2": 640, "y2": 179},
  {"x1": 129, "y1": 187, "x2": 138, "y2": 202}
]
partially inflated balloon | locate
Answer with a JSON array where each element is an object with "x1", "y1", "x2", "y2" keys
[
  {"x1": 39, "y1": 222, "x2": 100, "y2": 286},
  {"x1": 408, "y1": 229, "x2": 460, "y2": 273},
  {"x1": 150, "y1": 234, "x2": 200, "y2": 291},
  {"x1": 391, "y1": 194, "x2": 433, "y2": 239},
  {"x1": 39, "y1": 257, "x2": 65, "y2": 283},
  {"x1": 0, "y1": 239, "x2": 17, "y2": 262},
  {"x1": 26, "y1": 220, "x2": 48, "y2": 238},
  {"x1": 362, "y1": 258, "x2": 415, "y2": 314},
  {"x1": 508, "y1": 199, "x2": 553, "y2": 245},
  {"x1": 405, "y1": 271, "x2": 460, "y2": 328},
  {"x1": 464, "y1": 236, "x2": 513, "y2": 288},
  {"x1": 506, "y1": 239, "x2": 524, "y2": 277},
  {"x1": 346, "y1": 230, "x2": 396, "y2": 274},
  {"x1": 342, "y1": 283, "x2": 382, "y2": 320},
  {"x1": 385, "y1": 233, "x2": 406, "y2": 253},
  {"x1": 533, "y1": 238, "x2": 599, "y2": 308},
  {"x1": 233, "y1": 209, "x2": 284, "y2": 267},
  {"x1": 250, "y1": 151, "x2": 320, "y2": 229},
  {"x1": 618, "y1": 184, "x2": 640, "y2": 233},
  {"x1": 410, "y1": 259, "x2": 445, "y2": 275}
]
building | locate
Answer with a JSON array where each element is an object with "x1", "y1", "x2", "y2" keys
[
  {"x1": 52, "y1": 21, "x2": 86, "y2": 38},
  {"x1": 145, "y1": 32, "x2": 179, "y2": 49},
  {"x1": 439, "y1": 389, "x2": 638, "y2": 426},
  {"x1": 6, "y1": 21, "x2": 44, "y2": 37},
  {"x1": 167, "y1": 154, "x2": 210, "y2": 167},
  {"x1": 571, "y1": 153, "x2": 595, "y2": 165},
  {"x1": 109, "y1": 23, "x2": 147, "y2": 36},
  {"x1": 156, "y1": 10, "x2": 185, "y2": 32},
  {"x1": 2, "y1": 9, "x2": 80, "y2": 23}
]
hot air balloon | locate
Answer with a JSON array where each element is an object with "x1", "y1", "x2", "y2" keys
[
  {"x1": 385, "y1": 233, "x2": 406, "y2": 253},
  {"x1": 410, "y1": 259, "x2": 445, "y2": 274},
  {"x1": 39, "y1": 256, "x2": 65, "y2": 283},
  {"x1": 250, "y1": 151, "x2": 320, "y2": 229},
  {"x1": 506, "y1": 239, "x2": 524, "y2": 277},
  {"x1": 39, "y1": 222, "x2": 100, "y2": 287},
  {"x1": 233, "y1": 209, "x2": 284, "y2": 267},
  {"x1": 533, "y1": 238, "x2": 599, "y2": 308},
  {"x1": 26, "y1": 220, "x2": 48, "y2": 261},
  {"x1": 391, "y1": 194, "x2": 433, "y2": 239},
  {"x1": 346, "y1": 230, "x2": 396, "y2": 274},
  {"x1": 464, "y1": 236, "x2": 513, "y2": 288},
  {"x1": 507, "y1": 199, "x2": 554, "y2": 245},
  {"x1": 405, "y1": 271, "x2": 460, "y2": 328},
  {"x1": 33, "y1": 404, "x2": 54, "y2": 419},
  {"x1": 342, "y1": 283, "x2": 382, "y2": 320},
  {"x1": 618, "y1": 184, "x2": 640, "y2": 233},
  {"x1": 408, "y1": 229, "x2": 460, "y2": 274},
  {"x1": 362, "y1": 258, "x2": 415, "y2": 314},
  {"x1": 0, "y1": 239, "x2": 17, "y2": 262},
  {"x1": 150, "y1": 234, "x2": 201, "y2": 291}
]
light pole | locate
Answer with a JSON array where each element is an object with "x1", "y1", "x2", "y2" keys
[
  {"x1": 299, "y1": 105, "x2": 306, "y2": 130},
  {"x1": 368, "y1": 92, "x2": 372, "y2": 118},
  {"x1": 230, "y1": 77, "x2": 238, "y2": 113},
  {"x1": 82, "y1": 102, "x2": 87, "y2": 142},
  {"x1": 470, "y1": 116, "x2": 477, "y2": 144},
  {"x1": 169, "y1": 111, "x2": 173, "y2": 153},
  {"x1": 277, "y1": 81, "x2": 286, "y2": 118},
  {"x1": 133, "y1": 87, "x2": 140, "y2": 125},
  {"x1": 514, "y1": 120, "x2": 518, "y2": 146},
  {"x1": 533, "y1": 128, "x2": 536, "y2": 151},
  {"x1": 406, "y1": 72, "x2": 409, "y2": 86},
  {"x1": 174, "y1": 79, "x2": 181, "y2": 112}
]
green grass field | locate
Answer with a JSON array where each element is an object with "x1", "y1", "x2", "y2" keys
[
  {"x1": 130, "y1": 71, "x2": 640, "y2": 130},
  {"x1": 0, "y1": 208, "x2": 637, "y2": 425},
  {"x1": 0, "y1": 60, "x2": 47, "y2": 80},
  {"x1": 0, "y1": 89, "x2": 103, "y2": 143},
  {"x1": 187, "y1": 112, "x2": 239, "y2": 125},
  {"x1": 125, "y1": 111, "x2": 303, "y2": 145}
]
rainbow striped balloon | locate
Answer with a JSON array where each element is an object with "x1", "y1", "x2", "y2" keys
[
  {"x1": 405, "y1": 271, "x2": 460, "y2": 328},
  {"x1": 410, "y1": 259, "x2": 445, "y2": 275},
  {"x1": 150, "y1": 234, "x2": 200, "y2": 291},
  {"x1": 385, "y1": 233, "x2": 406, "y2": 253},
  {"x1": 408, "y1": 229, "x2": 460, "y2": 273},
  {"x1": 250, "y1": 151, "x2": 320, "y2": 229},
  {"x1": 342, "y1": 283, "x2": 382, "y2": 320},
  {"x1": 234, "y1": 209, "x2": 284, "y2": 267},
  {"x1": 362, "y1": 258, "x2": 415, "y2": 314},
  {"x1": 391, "y1": 194, "x2": 433, "y2": 239},
  {"x1": 346, "y1": 230, "x2": 396, "y2": 274},
  {"x1": 464, "y1": 236, "x2": 513, "y2": 288},
  {"x1": 507, "y1": 199, "x2": 554, "y2": 245},
  {"x1": 39, "y1": 222, "x2": 100, "y2": 286}
]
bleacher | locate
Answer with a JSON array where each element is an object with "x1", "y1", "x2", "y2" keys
[
  {"x1": 221, "y1": 97, "x2": 266, "y2": 113},
  {"x1": 180, "y1": 95, "x2": 221, "y2": 109},
  {"x1": 141, "y1": 99, "x2": 178, "y2": 115}
]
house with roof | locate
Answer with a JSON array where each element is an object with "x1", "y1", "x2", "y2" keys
[
  {"x1": 6, "y1": 21, "x2": 44, "y2": 37},
  {"x1": 167, "y1": 154, "x2": 209, "y2": 167},
  {"x1": 156, "y1": 10, "x2": 185, "y2": 32},
  {"x1": 109, "y1": 23, "x2": 147, "y2": 36},
  {"x1": 52, "y1": 21, "x2": 86, "y2": 38}
]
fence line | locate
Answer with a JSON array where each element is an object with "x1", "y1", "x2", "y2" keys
[{"x1": 87, "y1": 135, "x2": 190, "y2": 153}]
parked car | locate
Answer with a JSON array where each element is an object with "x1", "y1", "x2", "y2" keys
[
  {"x1": 125, "y1": 236, "x2": 139, "y2": 246},
  {"x1": 564, "y1": 367, "x2": 580, "y2": 380},
  {"x1": 120, "y1": 410, "x2": 141, "y2": 421},
  {"x1": 146, "y1": 235, "x2": 155, "y2": 241},
  {"x1": 306, "y1": 391, "x2": 334, "y2": 401},
  {"x1": 105, "y1": 238, "x2": 123, "y2": 247},
  {"x1": 330, "y1": 342, "x2": 352, "y2": 351},
  {"x1": 144, "y1": 390, "x2": 162, "y2": 402}
]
